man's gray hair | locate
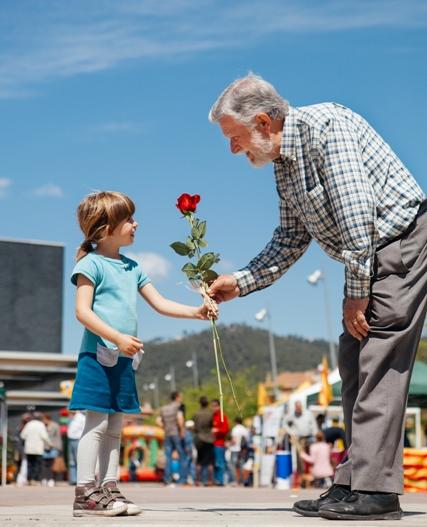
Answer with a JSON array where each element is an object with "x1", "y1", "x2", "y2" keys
[{"x1": 208, "y1": 74, "x2": 289, "y2": 126}]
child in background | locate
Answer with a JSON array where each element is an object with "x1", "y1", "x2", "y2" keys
[
  {"x1": 299, "y1": 431, "x2": 334, "y2": 488},
  {"x1": 70, "y1": 191, "x2": 216, "y2": 517}
]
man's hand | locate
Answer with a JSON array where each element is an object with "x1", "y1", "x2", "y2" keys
[
  {"x1": 208, "y1": 275, "x2": 240, "y2": 303},
  {"x1": 344, "y1": 297, "x2": 370, "y2": 341}
]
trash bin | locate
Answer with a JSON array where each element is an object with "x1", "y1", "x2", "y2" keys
[{"x1": 276, "y1": 450, "x2": 292, "y2": 489}]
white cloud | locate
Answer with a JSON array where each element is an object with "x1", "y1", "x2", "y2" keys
[
  {"x1": 33, "y1": 184, "x2": 64, "y2": 198},
  {"x1": 0, "y1": 178, "x2": 12, "y2": 198},
  {"x1": 0, "y1": 0, "x2": 426, "y2": 98},
  {"x1": 125, "y1": 251, "x2": 171, "y2": 281}
]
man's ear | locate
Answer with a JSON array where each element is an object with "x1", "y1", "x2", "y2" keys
[{"x1": 255, "y1": 113, "x2": 272, "y2": 135}]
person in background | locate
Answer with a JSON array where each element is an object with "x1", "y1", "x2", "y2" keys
[
  {"x1": 20, "y1": 412, "x2": 51, "y2": 485},
  {"x1": 323, "y1": 417, "x2": 348, "y2": 450},
  {"x1": 241, "y1": 425, "x2": 256, "y2": 487},
  {"x1": 159, "y1": 391, "x2": 187, "y2": 486},
  {"x1": 14, "y1": 412, "x2": 32, "y2": 486},
  {"x1": 229, "y1": 416, "x2": 249, "y2": 485},
  {"x1": 299, "y1": 431, "x2": 334, "y2": 488},
  {"x1": 285, "y1": 401, "x2": 317, "y2": 441},
  {"x1": 211, "y1": 399, "x2": 229, "y2": 486},
  {"x1": 42, "y1": 414, "x2": 62, "y2": 487},
  {"x1": 323, "y1": 417, "x2": 347, "y2": 470},
  {"x1": 67, "y1": 410, "x2": 86, "y2": 486},
  {"x1": 193, "y1": 396, "x2": 214, "y2": 486},
  {"x1": 285, "y1": 401, "x2": 317, "y2": 485},
  {"x1": 184, "y1": 420, "x2": 196, "y2": 485}
]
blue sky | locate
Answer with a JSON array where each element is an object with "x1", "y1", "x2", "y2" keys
[{"x1": 0, "y1": 0, "x2": 426, "y2": 356}]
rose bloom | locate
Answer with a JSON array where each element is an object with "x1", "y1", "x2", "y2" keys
[{"x1": 176, "y1": 193, "x2": 200, "y2": 214}]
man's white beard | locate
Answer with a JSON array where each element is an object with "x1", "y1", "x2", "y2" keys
[{"x1": 248, "y1": 129, "x2": 275, "y2": 168}]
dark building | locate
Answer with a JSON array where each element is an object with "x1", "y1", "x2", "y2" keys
[{"x1": 0, "y1": 238, "x2": 64, "y2": 354}]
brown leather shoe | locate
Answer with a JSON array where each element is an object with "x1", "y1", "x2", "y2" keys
[
  {"x1": 103, "y1": 481, "x2": 142, "y2": 516},
  {"x1": 73, "y1": 483, "x2": 128, "y2": 517}
]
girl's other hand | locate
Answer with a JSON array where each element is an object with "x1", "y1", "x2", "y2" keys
[{"x1": 115, "y1": 333, "x2": 143, "y2": 356}]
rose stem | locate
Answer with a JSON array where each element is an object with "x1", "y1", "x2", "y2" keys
[
  {"x1": 212, "y1": 321, "x2": 242, "y2": 418},
  {"x1": 211, "y1": 318, "x2": 224, "y2": 421}
]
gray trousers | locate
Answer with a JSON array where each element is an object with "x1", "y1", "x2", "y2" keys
[{"x1": 334, "y1": 202, "x2": 427, "y2": 494}]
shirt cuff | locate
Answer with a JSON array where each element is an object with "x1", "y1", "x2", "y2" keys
[
  {"x1": 232, "y1": 269, "x2": 257, "y2": 297},
  {"x1": 345, "y1": 268, "x2": 371, "y2": 299}
]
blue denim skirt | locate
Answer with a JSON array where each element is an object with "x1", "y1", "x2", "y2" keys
[{"x1": 69, "y1": 352, "x2": 140, "y2": 414}]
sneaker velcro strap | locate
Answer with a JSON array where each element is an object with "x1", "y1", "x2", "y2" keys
[{"x1": 86, "y1": 488, "x2": 114, "y2": 507}]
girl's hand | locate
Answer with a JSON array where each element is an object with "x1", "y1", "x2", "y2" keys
[
  {"x1": 115, "y1": 333, "x2": 143, "y2": 356},
  {"x1": 195, "y1": 300, "x2": 219, "y2": 321}
]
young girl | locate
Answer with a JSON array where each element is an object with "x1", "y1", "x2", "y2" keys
[{"x1": 70, "y1": 191, "x2": 215, "y2": 517}]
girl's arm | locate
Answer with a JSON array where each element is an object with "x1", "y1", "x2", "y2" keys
[
  {"x1": 76, "y1": 274, "x2": 143, "y2": 355},
  {"x1": 139, "y1": 283, "x2": 216, "y2": 320}
]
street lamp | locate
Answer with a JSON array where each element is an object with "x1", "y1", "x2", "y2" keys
[
  {"x1": 307, "y1": 269, "x2": 337, "y2": 369},
  {"x1": 255, "y1": 308, "x2": 280, "y2": 401},
  {"x1": 148, "y1": 378, "x2": 160, "y2": 409},
  {"x1": 186, "y1": 351, "x2": 199, "y2": 389},
  {"x1": 164, "y1": 366, "x2": 176, "y2": 391}
]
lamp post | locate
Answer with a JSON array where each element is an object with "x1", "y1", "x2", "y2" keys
[
  {"x1": 307, "y1": 269, "x2": 337, "y2": 369},
  {"x1": 164, "y1": 366, "x2": 176, "y2": 392},
  {"x1": 148, "y1": 378, "x2": 160, "y2": 409},
  {"x1": 186, "y1": 352, "x2": 199, "y2": 390},
  {"x1": 255, "y1": 308, "x2": 280, "y2": 401}
]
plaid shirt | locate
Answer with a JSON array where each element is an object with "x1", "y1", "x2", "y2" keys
[{"x1": 234, "y1": 103, "x2": 425, "y2": 299}]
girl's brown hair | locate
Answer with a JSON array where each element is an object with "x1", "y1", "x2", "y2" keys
[{"x1": 76, "y1": 191, "x2": 135, "y2": 261}]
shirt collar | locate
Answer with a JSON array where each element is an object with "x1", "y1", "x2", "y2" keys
[{"x1": 279, "y1": 106, "x2": 298, "y2": 162}]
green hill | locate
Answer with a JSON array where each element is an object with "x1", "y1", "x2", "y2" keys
[{"x1": 136, "y1": 323, "x2": 330, "y2": 401}]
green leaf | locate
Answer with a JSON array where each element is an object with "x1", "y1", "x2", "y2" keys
[
  {"x1": 202, "y1": 269, "x2": 218, "y2": 283},
  {"x1": 197, "y1": 252, "x2": 216, "y2": 271},
  {"x1": 170, "y1": 242, "x2": 191, "y2": 256},
  {"x1": 198, "y1": 239, "x2": 208, "y2": 248},
  {"x1": 186, "y1": 238, "x2": 195, "y2": 251},
  {"x1": 198, "y1": 221, "x2": 207, "y2": 238},
  {"x1": 191, "y1": 225, "x2": 200, "y2": 240},
  {"x1": 181, "y1": 262, "x2": 199, "y2": 279}
]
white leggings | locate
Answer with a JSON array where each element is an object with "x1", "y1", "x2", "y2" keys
[{"x1": 77, "y1": 411, "x2": 123, "y2": 486}]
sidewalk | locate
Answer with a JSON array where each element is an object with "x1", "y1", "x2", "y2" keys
[{"x1": 0, "y1": 484, "x2": 426, "y2": 526}]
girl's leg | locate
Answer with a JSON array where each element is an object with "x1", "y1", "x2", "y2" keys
[
  {"x1": 98, "y1": 413, "x2": 142, "y2": 516},
  {"x1": 98, "y1": 412, "x2": 124, "y2": 485},
  {"x1": 77, "y1": 411, "x2": 109, "y2": 485}
]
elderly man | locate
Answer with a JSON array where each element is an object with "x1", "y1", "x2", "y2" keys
[{"x1": 208, "y1": 74, "x2": 426, "y2": 521}]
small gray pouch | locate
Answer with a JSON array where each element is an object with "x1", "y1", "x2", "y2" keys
[
  {"x1": 96, "y1": 343, "x2": 119, "y2": 367},
  {"x1": 132, "y1": 350, "x2": 144, "y2": 371}
]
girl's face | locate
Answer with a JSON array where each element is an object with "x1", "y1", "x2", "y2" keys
[{"x1": 110, "y1": 216, "x2": 138, "y2": 247}]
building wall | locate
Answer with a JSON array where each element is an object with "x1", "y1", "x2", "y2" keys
[{"x1": 0, "y1": 240, "x2": 64, "y2": 353}]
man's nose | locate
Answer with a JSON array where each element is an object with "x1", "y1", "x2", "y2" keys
[{"x1": 230, "y1": 138, "x2": 241, "y2": 154}]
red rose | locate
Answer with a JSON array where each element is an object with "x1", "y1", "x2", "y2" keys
[{"x1": 176, "y1": 193, "x2": 200, "y2": 214}]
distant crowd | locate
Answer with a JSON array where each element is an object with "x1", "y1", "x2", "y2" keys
[{"x1": 158, "y1": 392, "x2": 255, "y2": 487}]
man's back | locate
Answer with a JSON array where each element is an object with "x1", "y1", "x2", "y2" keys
[
  {"x1": 160, "y1": 401, "x2": 180, "y2": 437},
  {"x1": 193, "y1": 407, "x2": 213, "y2": 444}
]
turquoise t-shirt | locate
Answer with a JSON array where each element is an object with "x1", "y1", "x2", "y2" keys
[{"x1": 71, "y1": 253, "x2": 150, "y2": 353}]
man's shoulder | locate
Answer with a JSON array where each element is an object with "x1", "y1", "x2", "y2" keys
[{"x1": 295, "y1": 102, "x2": 357, "y2": 130}]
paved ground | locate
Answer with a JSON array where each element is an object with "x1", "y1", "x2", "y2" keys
[{"x1": 0, "y1": 484, "x2": 426, "y2": 526}]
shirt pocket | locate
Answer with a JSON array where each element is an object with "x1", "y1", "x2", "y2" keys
[
  {"x1": 303, "y1": 184, "x2": 335, "y2": 234},
  {"x1": 96, "y1": 343, "x2": 119, "y2": 367}
]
